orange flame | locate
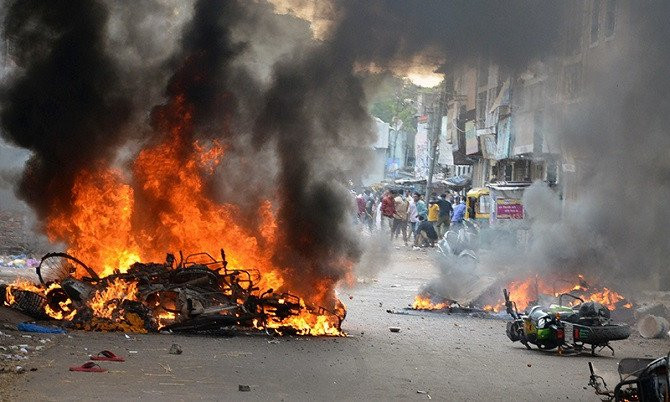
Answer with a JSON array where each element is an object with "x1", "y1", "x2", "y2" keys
[
  {"x1": 480, "y1": 275, "x2": 630, "y2": 312},
  {"x1": 412, "y1": 294, "x2": 448, "y2": 310},
  {"x1": 38, "y1": 80, "x2": 347, "y2": 335},
  {"x1": 88, "y1": 278, "x2": 139, "y2": 319}
]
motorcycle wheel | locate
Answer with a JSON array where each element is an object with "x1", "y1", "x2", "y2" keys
[{"x1": 583, "y1": 324, "x2": 631, "y2": 344}]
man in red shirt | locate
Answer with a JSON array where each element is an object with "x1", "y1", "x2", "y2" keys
[{"x1": 380, "y1": 189, "x2": 396, "y2": 233}]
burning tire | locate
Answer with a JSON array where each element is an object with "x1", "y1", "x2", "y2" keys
[
  {"x1": 578, "y1": 324, "x2": 631, "y2": 344},
  {"x1": 8, "y1": 290, "x2": 47, "y2": 319}
]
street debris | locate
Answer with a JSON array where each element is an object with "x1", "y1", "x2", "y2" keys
[
  {"x1": 169, "y1": 343, "x2": 183, "y2": 355},
  {"x1": 389, "y1": 327, "x2": 400, "y2": 333},
  {"x1": 69, "y1": 362, "x2": 107, "y2": 372},
  {"x1": 90, "y1": 350, "x2": 125, "y2": 362},
  {"x1": 637, "y1": 315, "x2": 669, "y2": 339},
  {"x1": 238, "y1": 384, "x2": 251, "y2": 392},
  {"x1": 2, "y1": 250, "x2": 345, "y2": 336},
  {"x1": 16, "y1": 322, "x2": 66, "y2": 334}
]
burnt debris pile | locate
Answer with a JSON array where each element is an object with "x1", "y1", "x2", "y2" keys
[{"x1": 2, "y1": 250, "x2": 345, "y2": 336}]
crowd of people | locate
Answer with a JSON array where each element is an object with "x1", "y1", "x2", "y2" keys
[{"x1": 355, "y1": 188, "x2": 467, "y2": 249}]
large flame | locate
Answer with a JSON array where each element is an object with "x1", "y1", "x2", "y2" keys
[{"x1": 31, "y1": 74, "x2": 345, "y2": 335}]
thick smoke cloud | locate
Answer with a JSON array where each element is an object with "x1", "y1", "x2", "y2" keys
[
  {"x1": 3, "y1": 0, "x2": 668, "y2": 299},
  {"x1": 317, "y1": 0, "x2": 566, "y2": 70},
  {"x1": 251, "y1": 0, "x2": 568, "y2": 289},
  {"x1": 0, "y1": 0, "x2": 132, "y2": 221},
  {"x1": 557, "y1": 2, "x2": 670, "y2": 290},
  {"x1": 408, "y1": 1, "x2": 670, "y2": 297}
]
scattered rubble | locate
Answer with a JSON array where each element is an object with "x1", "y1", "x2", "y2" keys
[{"x1": 168, "y1": 343, "x2": 183, "y2": 355}]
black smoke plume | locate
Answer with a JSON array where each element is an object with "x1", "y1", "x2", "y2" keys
[{"x1": 1, "y1": 0, "x2": 131, "y2": 221}]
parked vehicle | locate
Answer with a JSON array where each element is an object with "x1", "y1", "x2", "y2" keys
[
  {"x1": 436, "y1": 220, "x2": 479, "y2": 260},
  {"x1": 465, "y1": 187, "x2": 491, "y2": 225},
  {"x1": 504, "y1": 289, "x2": 631, "y2": 355},
  {"x1": 588, "y1": 351, "x2": 670, "y2": 401}
]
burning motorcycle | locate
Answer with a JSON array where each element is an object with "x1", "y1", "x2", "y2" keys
[
  {"x1": 588, "y1": 352, "x2": 670, "y2": 401},
  {"x1": 504, "y1": 289, "x2": 631, "y2": 355}
]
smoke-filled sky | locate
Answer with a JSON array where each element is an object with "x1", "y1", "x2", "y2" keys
[{"x1": 1, "y1": 0, "x2": 669, "y2": 293}]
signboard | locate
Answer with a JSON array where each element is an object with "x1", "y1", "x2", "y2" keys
[
  {"x1": 495, "y1": 116, "x2": 511, "y2": 160},
  {"x1": 496, "y1": 198, "x2": 524, "y2": 219},
  {"x1": 438, "y1": 116, "x2": 453, "y2": 165},
  {"x1": 414, "y1": 122, "x2": 429, "y2": 178},
  {"x1": 480, "y1": 134, "x2": 497, "y2": 159},
  {"x1": 465, "y1": 121, "x2": 478, "y2": 155}
]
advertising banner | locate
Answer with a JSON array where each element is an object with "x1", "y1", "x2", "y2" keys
[{"x1": 495, "y1": 198, "x2": 524, "y2": 219}]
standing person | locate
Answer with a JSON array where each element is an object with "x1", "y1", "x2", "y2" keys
[
  {"x1": 415, "y1": 192, "x2": 427, "y2": 221},
  {"x1": 380, "y1": 190, "x2": 396, "y2": 233},
  {"x1": 392, "y1": 191, "x2": 409, "y2": 245},
  {"x1": 435, "y1": 193, "x2": 453, "y2": 237},
  {"x1": 451, "y1": 196, "x2": 467, "y2": 230},
  {"x1": 427, "y1": 196, "x2": 439, "y2": 233},
  {"x1": 407, "y1": 192, "x2": 418, "y2": 241},
  {"x1": 364, "y1": 189, "x2": 376, "y2": 232},
  {"x1": 356, "y1": 190, "x2": 366, "y2": 225}
]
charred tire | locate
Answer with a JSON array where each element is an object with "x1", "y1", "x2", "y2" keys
[
  {"x1": 506, "y1": 321, "x2": 521, "y2": 342},
  {"x1": 581, "y1": 324, "x2": 631, "y2": 344},
  {"x1": 10, "y1": 290, "x2": 47, "y2": 319},
  {"x1": 0, "y1": 284, "x2": 6, "y2": 305}
]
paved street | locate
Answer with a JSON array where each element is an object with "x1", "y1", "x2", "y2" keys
[{"x1": 2, "y1": 242, "x2": 668, "y2": 401}]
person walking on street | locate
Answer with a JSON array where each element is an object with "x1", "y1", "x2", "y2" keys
[
  {"x1": 435, "y1": 193, "x2": 453, "y2": 237},
  {"x1": 392, "y1": 191, "x2": 409, "y2": 245},
  {"x1": 451, "y1": 196, "x2": 467, "y2": 230},
  {"x1": 381, "y1": 190, "x2": 396, "y2": 233}
]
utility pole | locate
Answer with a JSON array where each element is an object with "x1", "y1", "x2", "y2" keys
[{"x1": 426, "y1": 89, "x2": 444, "y2": 196}]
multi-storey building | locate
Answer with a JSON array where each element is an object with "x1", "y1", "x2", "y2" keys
[{"x1": 439, "y1": 0, "x2": 628, "y2": 195}]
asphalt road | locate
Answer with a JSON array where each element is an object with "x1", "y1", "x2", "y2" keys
[{"x1": 2, "y1": 240, "x2": 669, "y2": 401}]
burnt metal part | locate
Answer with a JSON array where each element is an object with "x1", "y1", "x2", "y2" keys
[
  {"x1": 36, "y1": 252, "x2": 99, "y2": 284},
  {"x1": 8, "y1": 289, "x2": 47, "y2": 319}
]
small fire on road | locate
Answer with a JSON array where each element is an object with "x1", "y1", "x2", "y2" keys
[{"x1": 412, "y1": 274, "x2": 633, "y2": 313}]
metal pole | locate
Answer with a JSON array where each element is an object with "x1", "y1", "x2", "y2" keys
[{"x1": 426, "y1": 91, "x2": 443, "y2": 196}]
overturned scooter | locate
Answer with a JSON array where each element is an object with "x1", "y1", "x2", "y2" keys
[
  {"x1": 504, "y1": 289, "x2": 631, "y2": 355},
  {"x1": 588, "y1": 351, "x2": 670, "y2": 401}
]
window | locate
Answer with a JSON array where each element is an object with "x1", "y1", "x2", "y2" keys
[
  {"x1": 605, "y1": 0, "x2": 616, "y2": 37},
  {"x1": 565, "y1": 3, "x2": 583, "y2": 55},
  {"x1": 591, "y1": 0, "x2": 601, "y2": 44},
  {"x1": 525, "y1": 83, "x2": 544, "y2": 110},
  {"x1": 476, "y1": 91, "x2": 487, "y2": 128},
  {"x1": 477, "y1": 58, "x2": 488, "y2": 88},
  {"x1": 478, "y1": 195, "x2": 492, "y2": 214},
  {"x1": 533, "y1": 111, "x2": 544, "y2": 154},
  {"x1": 504, "y1": 164, "x2": 512, "y2": 181},
  {"x1": 564, "y1": 63, "x2": 582, "y2": 100}
]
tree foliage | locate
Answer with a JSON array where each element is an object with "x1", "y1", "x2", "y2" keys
[{"x1": 369, "y1": 76, "x2": 418, "y2": 133}]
